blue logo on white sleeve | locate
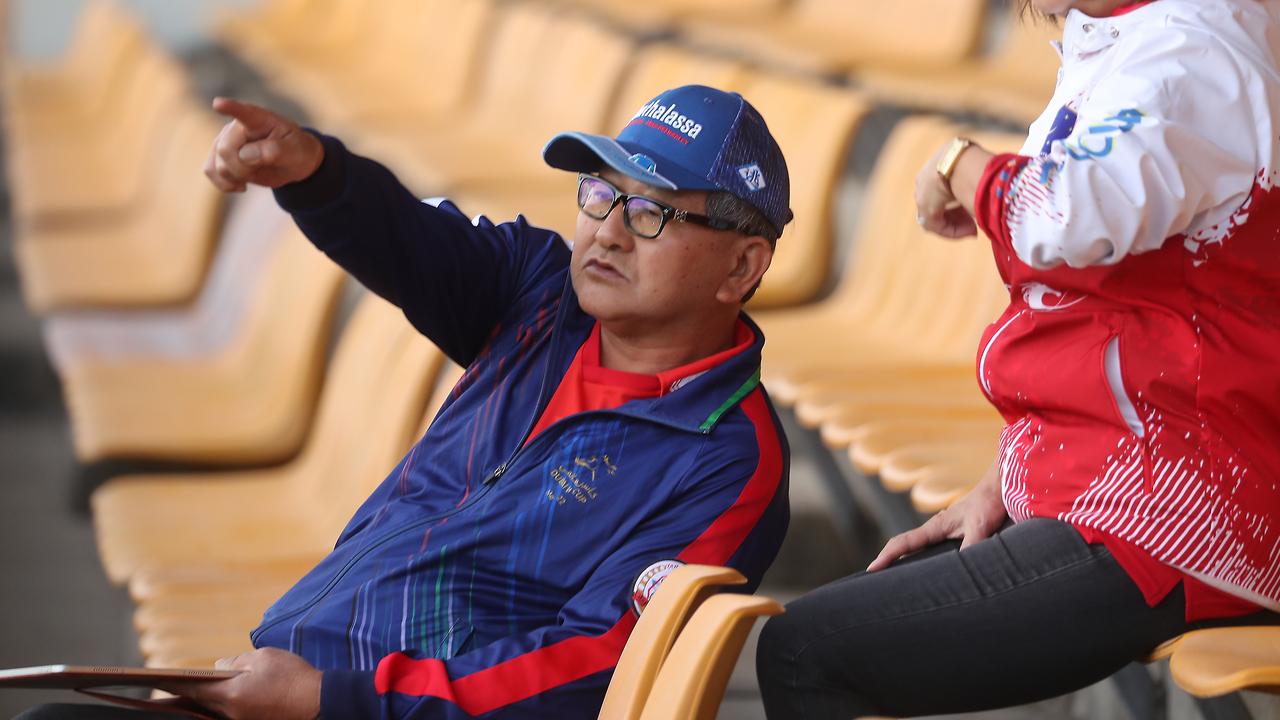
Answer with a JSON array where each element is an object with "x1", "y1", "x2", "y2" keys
[{"x1": 737, "y1": 163, "x2": 766, "y2": 192}]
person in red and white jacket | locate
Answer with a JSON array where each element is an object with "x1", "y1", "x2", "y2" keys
[{"x1": 757, "y1": 1, "x2": 1280, "y2": 717}]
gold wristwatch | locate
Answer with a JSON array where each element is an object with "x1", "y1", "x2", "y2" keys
[{"x1": 936, "y1": 137, "x2": 975, "y2": 194}]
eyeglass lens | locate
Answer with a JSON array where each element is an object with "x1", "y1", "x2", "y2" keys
[{"x1": 577, "y1": 176, "x2": 668, "y2": 238}]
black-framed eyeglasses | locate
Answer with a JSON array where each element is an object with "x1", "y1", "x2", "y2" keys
[{"x1": 576, "y1": 174, "x2": 741, "y2": 239}]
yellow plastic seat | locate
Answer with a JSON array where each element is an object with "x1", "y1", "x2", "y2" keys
[
  {"x1": 14, "y1": 106, "x2": 225, "y2": 312},
  {"x1": 7, "y1": 47, "x2": 191, "y2": 222},
  {"x1": 370, "y1": 10, "x2": 636, "y2": 197},
  {"x1": 738, "y1": 74, "x2": 869, "y2": 308},
  {"x1": 2, "y1": 0, "x2": 145, "y2": 118},
  {"x1": 42, "y1": 186, "x2": 291, "y2": 373},
  {"x1": 750, "y1": 119, "x2": 1020, "y2": 493},
  {"x1": 856, "y1": 8, "x2": 1063, "y2": 125},
  {"x1": 56, "y1": 226, "x2": 343, "y2": 466},
  {"x1": 600, "y1": 565, "x2": 747, "y2": 720},
  {"x1": 637, "y1": 594, "x2": 784, "y2": 720},
  {"x1": 559, "y1": 0, "x2": 781, "y2": 34},
  {"x1": 1170, "y1": 627, "x2": 1280, "y2": 698},
  {"x1": 219, "y1": 0, "x2": 366, "y2": 77},
  {"x1": 91, "y1": 294, "x2": 444, "y2": 584},
  {"x1": 845, "y1": 416, "x2": 1004, "y2": 475},
  {"x1": 681, "y1": 0, "x2": 986, "y2": 76},
  {"x1": 754, "y1": 118, "x2": 1014, "y2": 409}
]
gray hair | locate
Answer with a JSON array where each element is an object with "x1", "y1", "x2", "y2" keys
[
  {"x1": 706, "y1": 191, "x2": 791, "y2": 302},
  {"x1": 706, "y1": 191, "x2": 789, "y2": 245}
]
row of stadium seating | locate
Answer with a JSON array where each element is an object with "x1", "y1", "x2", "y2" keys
[{"x1": 1, "y1": 0, "x2": 1272, "y2": 714}]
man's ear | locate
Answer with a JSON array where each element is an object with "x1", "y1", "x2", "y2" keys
[{"x1": 715, "y1": 235, "x2": 774, "y2": 305}]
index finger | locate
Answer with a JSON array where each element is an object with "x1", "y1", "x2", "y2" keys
[
  {"x1": 866, "y1": 525, "x2": 938, "y2": 573},
  {"x1": 212, "y1": 97, "x2": 278, "y2": 136}
]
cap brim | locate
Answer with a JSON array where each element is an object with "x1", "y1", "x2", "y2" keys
[{"x1": 542, "y1": 132, "x2": 718, "y2": 192}]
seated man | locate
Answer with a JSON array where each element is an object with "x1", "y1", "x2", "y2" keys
[{"x1": 22, "y1": 85, "x2": 793, "y2": 720}]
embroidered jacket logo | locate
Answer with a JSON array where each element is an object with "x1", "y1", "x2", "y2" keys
[{"x1": 633, "y1": 101, "x2": 704, "y2": 140}]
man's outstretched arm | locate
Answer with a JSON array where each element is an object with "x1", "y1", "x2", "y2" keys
[{"x1": 204, "y1": 98, "x2": 569, "y2": 367}]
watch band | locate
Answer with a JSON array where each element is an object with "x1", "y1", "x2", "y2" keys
[{"x1": 936, "y1": 137, "x2": 975, "y2": 194}]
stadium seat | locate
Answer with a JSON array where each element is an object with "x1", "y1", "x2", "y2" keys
[
  {"x1": 218, "y1": 0, "x2": 366, "y2": 78},
  {"x1": 1170, "y1": 628, "x2": 1280, "y2": 699},
  {"x1": 601, "y1": 565, "x2": 747, "y2": 720},
  {"x1": 7, "y1": 43, "x2": 191, "y2": 222},
  {"x1": 856, "y1": 7, "x2": 1062, "y2": 125},
  {"x1": 2, "y1": 0, "x2": 144, "y2": 118},
  {"x1": 556, "y1": 0, "x2": 782, "y2": 34},
  {"x1": 753, "y1": 117, "x2": 1014, "y2": 412},
  {"x1": 55, "y1": 224, "x2": 343, "y2": 466},
  {"x1": 681, "y1": 0, "x2": 986, "y2": 76},
  {"x1": 90, "y1": 294, "x2": 444, "y2": 585},
  {"x1": 637, "y1": 594, "x2": 784, "y2": 720},
  {"x1": 283, "y1": 0, "x2": 496, "y2": 136},
  {"x1": 366, "y1": 9, "x2": 635, "y2": 197},
  {"x1": 42, "y1": 187, "x2": 289, "y2": 373},
  {"x1": 738, "y1": 74, "x2": 869, "y2": 308}
]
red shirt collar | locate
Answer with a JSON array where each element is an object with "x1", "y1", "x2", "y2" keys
[{"x1": 581, "y1": 320, "x2": 755, "y2": 396}]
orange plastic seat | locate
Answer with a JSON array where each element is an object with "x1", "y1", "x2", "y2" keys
[
  {"x1": 637, "y1": 594, "x2": 784, "y2": 720},
  {"x1": 13, "y1": 106, "x2": 225, "y2": 312},
  {"x1": 286, "y1": 0, "x2": 496, "y2": 137},
  {"x1": 681, "y1": 0, "x2": 986, "y2": 76},
  {"x1": 91, "y1": 294, "x2": 444, "y2": 584},
  {"x1": 601, "y1": 565, "x2": 747, "y2": 720},
  {"x1": 856, "y1": 8, "x2": 1063, "y2": 125},
  {"x1": 369, "y1": 10, "x2": 636, "y2": 197},
  {"x1": 1170, "y1": 627, "x2": 1280, "y2": 698}
]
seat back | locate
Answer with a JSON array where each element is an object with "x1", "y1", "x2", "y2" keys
[
  {"x1": 637, "y1": 594, "x2": 784, "y2": 720},
  {"x1": 793, "y1": 0, "x2": 986, "y2": 70},
  {"x1": 505, "y1": 11, "x2": 635, "y2": 155},
  {"x1": 284, "y1": 295, "x2": 445, "y2": 534},
  {"x1": 366, "y1": 0, "x2": 495, "y2": 117},
  {"x1": 146, "y1": 106, "x2": 229, "y2": 291},
  {"x1": 984, "y1": 9, "x2": 1063, "y2": 94},
  {"x1": 605, "y1": 44, "x2": 746, "y2": 133},
  {"x1": 737, "y1": 73, "x2": 869, "y2": 308},
  {"x1": 15, "y1": 0, "x2": 144, "y2": 101},
  {"x1": 457, "y1": 3, "x2": 562, "y2": 132},
  {"x1": 816, "y1": 117, "x2": 1017, "y2": 361},
  {"x1": 44, "y1": 187, "x2": 290, "y2": 370},
  {"x1": 600, "y1": 565, "x2": 747, "y2": 720},
  {"x1": 1169, "y1": 627, "x2": 1280, "y2": 698}
]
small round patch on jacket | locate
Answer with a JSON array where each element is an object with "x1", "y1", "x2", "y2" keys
[{"x1": 631, "y1": 559, "x2": 685, "y2": 616}]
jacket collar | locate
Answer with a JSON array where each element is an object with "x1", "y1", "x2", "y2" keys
[{"x1": 548, "y1": 277, "x2": 765, "y2": 435}]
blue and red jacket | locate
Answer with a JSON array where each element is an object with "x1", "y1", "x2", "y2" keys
[{"x1": 252, "y1": 135, "x2": 791, "y2": 718}]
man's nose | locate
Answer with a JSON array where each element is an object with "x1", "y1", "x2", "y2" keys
[{"x1": 596, "y1": 204, "x2": 636, "y2": 251}]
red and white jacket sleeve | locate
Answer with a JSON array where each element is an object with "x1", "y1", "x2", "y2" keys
[{"x1": 975, "y1": 20, "x2": 1259, "y2": 269}]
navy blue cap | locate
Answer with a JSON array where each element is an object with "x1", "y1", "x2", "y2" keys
[{"x1": 543, "y1": 85, "x2": 791, "y2": 236}]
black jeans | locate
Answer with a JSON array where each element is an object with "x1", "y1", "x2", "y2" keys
[{"x1": 756, "y1": 517, "x2": 1280, "y2": 719}]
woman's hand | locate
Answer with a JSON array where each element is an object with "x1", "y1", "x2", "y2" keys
[
  {"x1": 867, "y1": 458, "x2": 1006, "y2": 572},
  {"x1": 913, "y1": 140, "x2": 993, "y2": 240}
]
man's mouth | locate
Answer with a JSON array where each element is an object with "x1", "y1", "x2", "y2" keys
[{"x1": 584, "y1": 258, "x2": 626, "y2": 280}]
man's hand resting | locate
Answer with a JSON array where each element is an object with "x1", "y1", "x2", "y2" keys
[
  {"x1": 204, "y1": 97, "x2": 324, "y2": 193},
  {"x1": 866, "y1": 458, "x2": 1007, "y2": 572},
  {"x1": 161, "y1": 647, "x2": 322, "y2": 720}
]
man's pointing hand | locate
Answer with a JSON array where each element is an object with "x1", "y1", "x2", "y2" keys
[{"x1": 204, "y1": 97, "x2": 324, "y2": 193}]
